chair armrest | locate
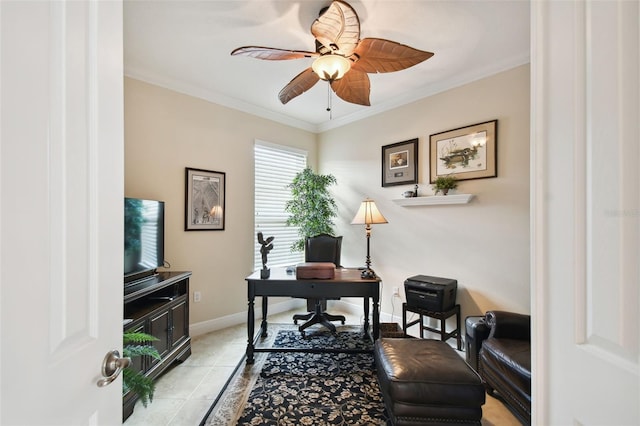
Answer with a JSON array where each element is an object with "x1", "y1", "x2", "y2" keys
[{"x1": 485, "y1": 310, "x2": 530, "y2": 341}]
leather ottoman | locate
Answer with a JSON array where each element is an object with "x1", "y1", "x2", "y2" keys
[{"x1": 374, "y1": 338, "x2": 485, "y2": 426}]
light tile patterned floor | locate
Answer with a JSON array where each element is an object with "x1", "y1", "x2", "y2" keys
[{"x1": 123, "y1": 309, "x2": 520, "y2": 426}]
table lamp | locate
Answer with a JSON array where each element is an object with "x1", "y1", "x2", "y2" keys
[{"x1": 351, "y1": 198, "x2": 388, "y2": 278}]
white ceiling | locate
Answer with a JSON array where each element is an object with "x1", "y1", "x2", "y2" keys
[{"x1": 124, "y1": 0, "x2": 530, "y2": 133}]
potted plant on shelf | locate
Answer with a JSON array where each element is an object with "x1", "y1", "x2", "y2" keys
[
  {"x1": 432, "y1": 175, "x2": 458, "y2": 195},
  {"x1": 123, "y1": 331, "x2": 161, "y2": 407},
  {"x1": 285, "y1": 167, "x2": 338, "y2": 252}
]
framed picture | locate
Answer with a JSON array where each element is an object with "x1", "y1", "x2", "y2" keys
[
  {"x1": 381, "y1": 138, "x2": 418, "y2": 187},
  {"x1": 429, "y1": 120, "x2": 497, "y2": 183},
  {"x1": 185, "y1": 167, "x2": 226, "y2": 231}
]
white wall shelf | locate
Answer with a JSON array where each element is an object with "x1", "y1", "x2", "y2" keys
[{"x1": 392, "y1": 194, "x2": 474, "y2": 206}]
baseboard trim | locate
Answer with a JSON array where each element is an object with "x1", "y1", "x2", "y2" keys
[
  {"x1": 331, "y1": 299, "x2": 400, "y2": 324},
  {"x1": 190, "y1": 298, "x2": 403, "y2": 338},
  {"x1": 190, "y1": 298, "x2": 306, "y2": 337}
]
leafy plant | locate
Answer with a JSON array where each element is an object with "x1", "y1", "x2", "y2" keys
[
  {"x1": 124, "y1": 199, "x2": 145, "y2": 253},
  {"x1": 284, "y1": 168, "x2": 338, "y2": 252},
  {"x1": 123, "y1": 332, "x2": 161, "y2": 407},
  {"x1": 432, "y1": 175, "x2": 458, "y2": 195}
]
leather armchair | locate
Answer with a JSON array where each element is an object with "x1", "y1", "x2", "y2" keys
[
  {"x1": 292, "y1": 234, "x2": 346, "y2": 333},
  {"x1": 478, "y1": 310, "x2": 531, "y2": 425}
]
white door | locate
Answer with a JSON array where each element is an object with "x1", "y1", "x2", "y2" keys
[
  {"x1": 531, "y1": 0, "x2": 639, "y2": 424},
  {"x1": 1, "y1": 1, "x2": 124, "y2": 424}
]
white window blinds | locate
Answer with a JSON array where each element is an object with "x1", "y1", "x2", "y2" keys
[{"x1": 254, "y1": 142, "x2": 307, "y2": 269}]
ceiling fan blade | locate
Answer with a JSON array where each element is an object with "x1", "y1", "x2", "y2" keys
[
  {"x1": 330, "y1": 69, "x2": 370, "y2": 106},
  {"x1": 278, "y1": 68, "x2": 320, "y2": 104},
  {"x1": 311, "y1": 0, "x2": 360, "y2": 56},
  {"x1": 351, "y1": 38, "x2": 434, "y2": 73},
  {"x1": 231, "y1": 46, "x2": 319, "y2": 60}
]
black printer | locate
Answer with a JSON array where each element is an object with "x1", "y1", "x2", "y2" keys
[{"x1": 404, "y1": 275, "x2": 457, "y2": 312}]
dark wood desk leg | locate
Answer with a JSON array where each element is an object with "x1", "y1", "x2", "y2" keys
[
  {"x1": 440, "y1": 316, "x2": 446, "y2": 342},
  {"x1": 420, "y1": 314, "x2": 424, "y2": 338},
  {"x1": 260, "y1": 296, "x2": 268, "y2": 338},
  {"x1": 363, "y1": 297, "x2": 370, "y2": 338},
  {"x1": 246, "y1": 294, "x2": 255, "y2": 364},
  {"x1": 372, "y1": 295, "x2": 380, "y2": 340}
]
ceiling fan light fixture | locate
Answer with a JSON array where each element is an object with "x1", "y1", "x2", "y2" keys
[
  {"x1": 231, "y1": 0, "x2": 434, "y2": 107},
  {"x1": 312, "y1": 54, "x2": 351, "y2": 81}
]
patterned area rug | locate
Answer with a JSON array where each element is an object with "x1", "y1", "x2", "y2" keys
[{"x1": 202, "y1": 325, "x2": 390, "y2": 425}]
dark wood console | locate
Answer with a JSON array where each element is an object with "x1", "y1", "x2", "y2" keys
[{"x1": 123, "y1": 271, "x2": 192, "y2": 421}]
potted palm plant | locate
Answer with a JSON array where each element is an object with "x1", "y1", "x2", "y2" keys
[
  {"x1": 432, "y1": 175, "x2": 458, "y2": 195},
  {"x1": 285, "y1": 167, "x2": 338, "y2": 252}
]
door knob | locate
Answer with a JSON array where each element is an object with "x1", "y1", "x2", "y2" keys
[{"x1": 97, "y1": 349, "x2": 131, "y2": 387}]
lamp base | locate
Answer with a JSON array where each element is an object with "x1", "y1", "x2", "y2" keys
[{"x1": 360, "y1": 268, "x2": 376, "y2": 279}]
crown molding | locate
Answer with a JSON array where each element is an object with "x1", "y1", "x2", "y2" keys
[{"x1": 125, "y1": 52, "x2": 529, "y2": 135}]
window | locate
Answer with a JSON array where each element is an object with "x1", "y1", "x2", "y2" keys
[{"x1": 254, "y1": 141, "x2": 307, "y2": 269}]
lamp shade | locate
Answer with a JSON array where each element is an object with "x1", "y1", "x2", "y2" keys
[
  {"x1": 351, "y1": 198, "x2": 388, "y2": 225},
  {"x1": 312, "y1": 54, "x2": 351, "y2": 81}
]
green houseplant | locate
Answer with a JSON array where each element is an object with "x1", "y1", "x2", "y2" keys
[
  {"x1": 124, "y1": 199, "x2": 145, "y2": 272},
  {"x1": 285, "y1": 168, "x2": 338, "y2": 252},
  {"x1": 123, "y1": 332, "x2": 161, "y2": 407},
  {"x1": 432, "y1": 175, "x2": 458, "y2": 195}
]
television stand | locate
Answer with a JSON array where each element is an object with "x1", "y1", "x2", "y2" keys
[
  {"x1": 124, "y1": 272, "x2": 160, "y2": 289},
  {"x1": 123, "y1": 271, "x2": 192, "y2": 421}
]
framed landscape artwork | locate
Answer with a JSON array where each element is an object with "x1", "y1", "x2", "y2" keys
[
  {"x1": 185, "y1": 167, "x2": 226, "y2": 231},
  {"x1": 429, "y1": 120, "x2": 498, "y2": 183},
  {"x1": 381, "y1": 138, "x2": 418, "y2": 187}
]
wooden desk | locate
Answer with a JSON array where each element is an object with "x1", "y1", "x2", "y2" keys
[{"x1": 245, "y1": 267, "x2": 381, "y2": 364}]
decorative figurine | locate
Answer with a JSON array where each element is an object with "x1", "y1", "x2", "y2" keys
[
  {"x1": 402, "y1": 184, "x2": 419, "y2": 198},
  {"x1": 257, "y1": 232, "x2": 274, "y2": 279}
]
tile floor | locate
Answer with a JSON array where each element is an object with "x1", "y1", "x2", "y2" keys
[{"x1": 123, "y1": 308, "x2": 520, "y2": 426}]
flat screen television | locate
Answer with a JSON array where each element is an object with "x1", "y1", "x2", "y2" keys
[{"x1": 124, "y1": 197, "x2": 165, "y2": 285}]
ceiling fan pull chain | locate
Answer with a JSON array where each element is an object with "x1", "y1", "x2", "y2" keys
[{"x1": 327, "y1": 83, "x2": 333, "y2": 119}]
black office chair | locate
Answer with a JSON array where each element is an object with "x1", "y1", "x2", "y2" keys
[{"x1": 293, "y1": 234, "x2": 346, "y2": 334}]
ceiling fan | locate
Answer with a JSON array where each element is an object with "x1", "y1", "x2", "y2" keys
[{"x1": 231, "y1": 0, "x2": 434, "y2": 109}]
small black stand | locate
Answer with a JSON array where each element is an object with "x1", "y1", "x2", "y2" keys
[{"x1": 402, "y1": 303, "x2": 462, "y2": 350}]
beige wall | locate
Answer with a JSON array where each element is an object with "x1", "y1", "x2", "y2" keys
[
  {"x1": 124, "y1": 78, "x2": 316, "y2": 326},
  {"x1": 125, "y1": 64, "x2": 530, "y2": 333},
  {"x1": 319, "y1": 64, "x2": 531, "y2": 322}
]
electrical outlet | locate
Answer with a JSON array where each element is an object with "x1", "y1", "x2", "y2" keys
[
  {"x1": 392, "y1": 287, "x2": 400, "y2": 297},
  {"x1": 193, "y1": 291, "x2": 201, "y2": 303}
]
